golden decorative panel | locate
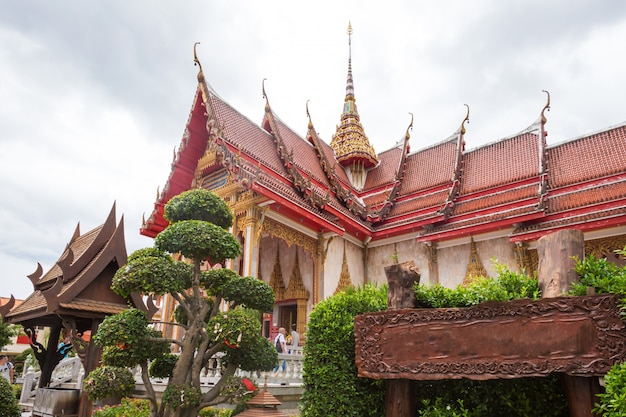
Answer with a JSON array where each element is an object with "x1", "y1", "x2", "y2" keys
[
  {"x1": 334, "y1": 243, "x2": 354, "y2": 295},
  {"x1": 464, "y1": 238, "x2": 488, "y2": 285},
  {"x1": 269, "y1": 250, "x2": 286, "y2": 301},
  {"x1": 261, "y1": 218, "x2": 317, "y2": 255},
  {"x1": 585, "y1": 235, "x2": 626, "y2": 262},
  {"x1": 285, "y1": 250, "x2": 310, "y2": 300}
]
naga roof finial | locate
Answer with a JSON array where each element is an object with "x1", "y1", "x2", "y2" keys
[
  {"x1": 541, "y1": 90, "x2": 550, "y2": 126},
  {"x1": 262, "y1": 78, "x2": 268, "y2": 100},
  {"x1": 193, "y1": 42, "x2": 204, "y2": 82},
  {"x1": 405, "y1": 112, "x2": 414, "y2": 141},
  {"x1": 460, "y1": 104, "x2": 470, "y2": 135}
]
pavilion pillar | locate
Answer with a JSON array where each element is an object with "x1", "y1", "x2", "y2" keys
[
  {"x1": 39, "y1": 324, "x2": 63, "y2": 387},
  {"x1": 384, "y1": 261, "x2": 420, "y2": 417},
  {"x1": 537, "y1": 229, "x2": 600, "y2": 417},
  {"x1": 77, "y1": 318, "x2": 103, "y2": 417}
]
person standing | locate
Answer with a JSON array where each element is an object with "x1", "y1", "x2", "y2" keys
[
  {"x1": 290, "y1": 323, "x2": 300, "y2": 352},
  {"x1": 0, "y1": 355, "x2": 14, "y2": 383},
  {"x1": 273, "y1": 327, "x2": 286, "y2": 375}
]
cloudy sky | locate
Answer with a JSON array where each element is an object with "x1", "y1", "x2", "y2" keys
[{"x1": 1, "y1": 1, "x2": 625, "y2": 300}]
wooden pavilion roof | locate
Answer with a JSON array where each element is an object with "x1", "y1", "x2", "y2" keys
[{"x1": 1, "y1": 204, "x2": 149, "y2": 331}]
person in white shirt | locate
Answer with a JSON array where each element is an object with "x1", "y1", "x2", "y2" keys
[
  {"x1": 290, "y1": 323, "x2": 300, "y2": 353},
  {"x1": 0, "y1": 355, "x2": 14, "y2": 383},
  {"x1": 273, "y1": 327, "x2": 286, "y2": 375}
]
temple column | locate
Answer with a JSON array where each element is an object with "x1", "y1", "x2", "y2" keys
[
  {"x1": 241, "y1": 208, "x2": 262, "y2": 277},
  {"x1": 232, "y1": 193, "x2": 265, "y2": 278}
]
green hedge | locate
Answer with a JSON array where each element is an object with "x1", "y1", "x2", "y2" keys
[{"x1": 300, "y1": 284, "x2": 388, "y2": 417}]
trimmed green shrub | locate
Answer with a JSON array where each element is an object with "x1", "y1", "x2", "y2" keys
[
  {"x1": 300, "y1": 284, "x2": 388, "y2": 417},
  {"x1": 83, "y1": 365, "x2": 135, "y2": 401},
  {"x1": 93, "y1": 398, "x2": 151, "y2": 417},
  {"x1": 415, "y1": 376, "x2": 568, "y2": 417},
  {"x1": 595, "y1": 361, "x2": 626, "y2": 416},
  {"x1": 569, "y1": 249, "x2": 626, "y2": 297},
  {"x1": 0, "y1": 376, "x2": 20, "y2": 417},
  {"x1": 414, "y1": 262, "x2": 539, "y2": 308}
]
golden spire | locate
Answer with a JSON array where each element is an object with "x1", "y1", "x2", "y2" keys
[
  {"x1": 330, "y1": 22, "x2": 378, "y2": 177},
  {"x1": 334, "y1": 242, "x2": 354, "y2": 294}
]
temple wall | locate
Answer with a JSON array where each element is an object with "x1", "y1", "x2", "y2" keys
[
  {"x1": 321, "y1": 237, "x2": 365, "y2": 299},
  {"x1": 437, "y1": 237, "x2": 519, "y2": 287},
  {"x1": 366, "y1": 239, "x2": 429, "y2": 285}
]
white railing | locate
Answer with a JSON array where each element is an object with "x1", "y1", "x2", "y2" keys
[
  {"x1": 134, "y1": 351, "x2": 305, "y2": 390},
  {"x1": 19, "y1": 357, "x2": 83, "y2": 405}
]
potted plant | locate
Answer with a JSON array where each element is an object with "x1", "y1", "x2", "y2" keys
[{"x1": 83, "y1": 365, "x2": 135, "y2": 406}]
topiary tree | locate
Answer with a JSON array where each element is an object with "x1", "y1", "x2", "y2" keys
[
  {"x1": 300, "y1": 284, "x2": 388, "y2": 417},
  {"x1": 95, "y1": 189, "x2": 276, "y2": 417}
]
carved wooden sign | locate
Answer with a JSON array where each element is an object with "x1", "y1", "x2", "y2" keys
[{"x1": 355, "y1": 294, "x2": 626, "y2": 380}]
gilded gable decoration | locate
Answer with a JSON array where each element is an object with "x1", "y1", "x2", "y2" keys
[
  {"x1": 585, "y1": 235, "x2": 626, "y2": 266},
  {"x1": 261, "y1": 217, "x2": 317, "y2": 255},
  {"x1": 269, "y1": 249, "x2": 286, "y2": 301},
  {"x1": 514, "y1": 241, "x2": 533, "y2": 275},
  {"x1": 284, "y1": 249, "x2": 310, "y2": 300},
  {"x1": 464, "y1": 238, "x2": 488, "y2": 285},
  {"x1": 334, "y1": 242, "x2": 354, "y2": 294}
]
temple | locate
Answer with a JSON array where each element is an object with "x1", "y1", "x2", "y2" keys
[{"x1": 141, "y1": 27, "x2": 626, "y2": 342}]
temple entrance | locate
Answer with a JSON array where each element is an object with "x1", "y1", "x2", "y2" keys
[{"x1": 278, "y1": 303, "x2": 297, "y2": 331}]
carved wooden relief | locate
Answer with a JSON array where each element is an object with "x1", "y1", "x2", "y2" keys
[{"x1": 355, "y1": 294, "x2": 626, "y2": 381}]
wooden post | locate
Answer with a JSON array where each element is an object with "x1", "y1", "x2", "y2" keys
[
  {"x1": 38, "y1": 324, "x2": 62, "y2": 387},
  {"x1": 78, "y1": 318, "x2": 103, "y2": 417},
  {"x1": 537, "y1": 230, "x2": 600, "y2": 417},
  {"x1": 384, "y1": 261, "x2": 420, "y2": 417}
]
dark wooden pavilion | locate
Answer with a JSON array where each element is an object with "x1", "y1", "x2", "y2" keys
[{"x1": 0, "y1": 204, "x2": 153, "y2": 416}]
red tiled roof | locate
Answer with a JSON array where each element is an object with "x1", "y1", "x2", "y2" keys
[
  {"x1": 451, "y1": 183, "x2": 538, "y2": 216},
  {"x1": 460, "y1": 133, "x2": 540, "y2": 194},
  {"x1": 388, "y1": 189, "x2": 450, "y2": 218},
  {"x1": 145, "y1": 75, "x2": 626, "y2": 245},
  {"x1": 363, "y1": 147, "x2": 403, "y2": 190},
  {"x1": 400, "y1": 140, "x2": 458, "y2": 195},
  {"x1": 207, "y1": 94, "x2": 288, "y2": 178},
  {"x1": 548, "y1": 123, "x2": 626, "y2": 188},
  {"x1": 547, "y1": 179, "x2": 626, "y2": 214},
  {"x1": 511, "y1": 207, "x2": 626, "y2": 241}
]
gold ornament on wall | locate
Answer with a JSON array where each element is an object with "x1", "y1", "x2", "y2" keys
[
  {"x1": 334, "y1": 242, "x2": 354, "y2": 294},
  {"x1": 464, "y1": 238, "x2": 488, "y2": 285},
  {"x1": 285, "y1": 249, "x2": 310, "y2": 300}
]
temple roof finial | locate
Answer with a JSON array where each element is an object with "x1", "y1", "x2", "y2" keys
[
  {"x1": 541, "y1": 90, "x2": 550, "y2": 126},
  {"x1": 330, "y1": 22, "x2": 378, "y2": 171},
  {"x1": 461, "y1": 104, "x2": 470, "y2": 135}
]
